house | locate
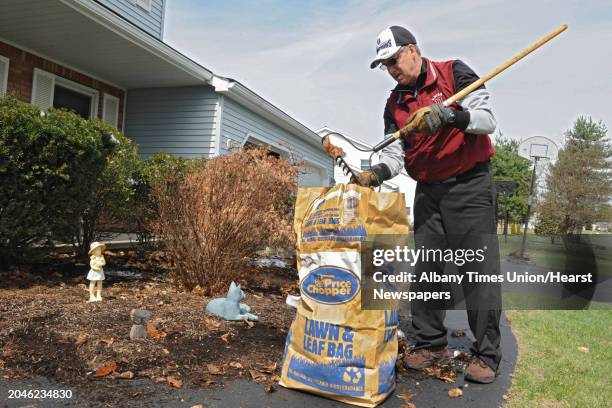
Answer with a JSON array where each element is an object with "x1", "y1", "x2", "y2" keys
[
  {"x1": 0, "y1": 0, "x2": 333, "y2": 187},
  {"x1": 316, "y1": 126, "x2": 416, "y2": 224}
]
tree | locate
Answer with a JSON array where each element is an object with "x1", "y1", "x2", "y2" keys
[
  {"x1": 491, "y1": 136, "x2": 532, "y2": 224},
  {"x1": 536, "y1": 116, "x2": 612, "y2": 237}
]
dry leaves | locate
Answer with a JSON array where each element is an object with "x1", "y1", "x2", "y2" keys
[
  {"x1": 203, "y1": 317, "x2": 221, "y2": 331},
  {"x1": 451, "y1": 330, "x2": 465, "y2": 337},
  {"x1": 259, "y1": 362, "x2": 277, "y2": 373},
  {"x1": 74, "y1": 334, "x2": 88, "y2": 347},
  {"x1": 98, "y1": 337, "x2": 114, "y2": 346},
  {"x1": 245, "y1": 320, "x2": 255, "y2": 328},
  {"x1": 147, "y1": 323, "x2": 162, "y2": 339},
  {"x1": 94, "y1": 361, "x2": 117, "y2": 377},
  {"x1": 249, "y1": 369, "x2": 267, "y2": 383},
  {"x1": 116, "y1": 371, "x2": 134, "y2": 380},
  {"x1": 207, "y1": 364, "x2": 222, "y2": 375},
  {"x1": 220, "y1": 333, "x2": 231, "y2": 343},
  {"x1": 578, "y1": 346, "x2": 589, "y2": 353},
  {"x1": 166, "y1": 376, "x2": 183, "y2": 388},
  {"x1": 397, "y1": 392, "x2": 416, "y2": 408},
  {"x1": 229, "y1": 361, "x2": 243, "y2": 369},
  {"x1": 448, "y1": 387, "x2": 463, "y2": 398},
  {"x1": 264, "y1": 385, "x2": 275, "y2": 394},
  {"x1": 422, "y1": 366, "x2": 456, "y2": 383}
]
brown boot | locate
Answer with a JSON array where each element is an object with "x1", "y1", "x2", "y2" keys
[
  {"x1": 464, "y1": 357, "x2": 497, "y2": 384},
  {"x1": 403, "y1": 345, "x2": 449, "y2": 370}
]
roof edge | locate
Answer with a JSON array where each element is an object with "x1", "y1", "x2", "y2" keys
[
  {"x1": 62, "y1": 0, "x2": 213, "y2": 83},
  {"x1": 212, "y1": 75, "x2": 323, "y2": 148}
]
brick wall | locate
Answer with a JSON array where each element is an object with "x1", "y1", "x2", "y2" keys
[{"x1": 0, "y1": 40, "x2": 125, "y2": 129}]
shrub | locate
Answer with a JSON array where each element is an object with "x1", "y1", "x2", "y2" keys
[
  {"x1": 75, "y1": 121, "x2": 141, "y2": 256},
  {"x1": 0, "y1": 96, "x2": 116, "y2": 264},
  {"x1": 129, "y1": 152, "x2": 206, "y2": 250},
  {"x1": 153, "y1": 148, "x2": 298, "y2": 294}
]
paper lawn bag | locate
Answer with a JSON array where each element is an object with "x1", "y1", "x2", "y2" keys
[{"x1": 279, "y1": 184, "x2": 410, "y2": 407}]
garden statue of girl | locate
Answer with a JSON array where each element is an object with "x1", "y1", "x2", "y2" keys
[{"x1": 87, "y1": 242, "x2": 106, "y2": 302}]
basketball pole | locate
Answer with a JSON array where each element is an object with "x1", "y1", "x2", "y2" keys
[{"x1": 520, "y1": 157, "x2": 540, "y2": 259}]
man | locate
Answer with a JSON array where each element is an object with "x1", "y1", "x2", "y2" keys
[{"x1": 355, "y1": 26, "x2": 502, "y2": 383}]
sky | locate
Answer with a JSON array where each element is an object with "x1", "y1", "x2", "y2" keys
[{"x1": 164, "y1": 0, "x2": 612, "y2": 148}]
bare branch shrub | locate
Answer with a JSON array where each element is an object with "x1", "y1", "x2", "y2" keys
[{"x1": 152, "y1": 148, "x2": 298, "y2": 294}]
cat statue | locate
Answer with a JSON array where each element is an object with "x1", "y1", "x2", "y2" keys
[{"x1": 205, "y1": 281, "x2": 259, "y2": 321}]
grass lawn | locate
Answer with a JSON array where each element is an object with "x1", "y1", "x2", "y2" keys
[
  {"x1": 499, "y1": 234, "x2": 612, "y2": 277},
  {"x1": 505, "y1": 304, "x2": 612, "y2": 407}
]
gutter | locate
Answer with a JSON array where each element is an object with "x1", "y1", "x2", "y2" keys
[
  {"x1": 61, "y1": 0, "x2": 213, "y2": 83},
  {"x1": 211, "y1": 75, "x2": 323, "y2": 148}
]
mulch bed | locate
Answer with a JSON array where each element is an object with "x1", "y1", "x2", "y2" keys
[{"x1": 0, "y1": 250, "x2": 299, "y2": 405}]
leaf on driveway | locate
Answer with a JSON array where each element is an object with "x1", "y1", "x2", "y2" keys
[
  {"x1": 423, "y1": 366, "x2": 456, "y2": 383},
  {"x1": 451, "y1": 330, "x2": 465, "y2": 337},
  {"x1": 260, "y1": 362, "x2": 277, "y2": 373},
  {"x1": 264, "y1": 385, "x2": 275, "y2": 394},
  {"x1": 116, "y1": 371, "x2": 134, "y2": 379},
  {"x1": 249, "y1": 369, "x2": 267, "y2": 383},
  {"x1": 94, "y1": 361, "x2": 117, "y2": 377},
  {"x1": 448, "y1": 387, "x2": 463, "y2": 398}
]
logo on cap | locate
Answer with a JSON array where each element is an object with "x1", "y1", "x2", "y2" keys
[{"x1": 376, "y1": 39, "x2": 392, "y2": 53}]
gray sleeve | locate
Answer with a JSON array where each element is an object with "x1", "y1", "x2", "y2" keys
[
  {"x1": 377, "y1": 136, "x2": 405, "y2": 179},
  {"x1": 457, "y1": 88, "x2": 497, "y2": 134}
]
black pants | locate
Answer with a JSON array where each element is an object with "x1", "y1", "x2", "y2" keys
[{"x1": 410, "y1": 161, "x2": 502, "y2": 370}]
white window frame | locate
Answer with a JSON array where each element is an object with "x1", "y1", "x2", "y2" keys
[
  {"x1": 102, "y1": 93, "x2": 120, "y2": 128},
  {"x1": 53, "y1": 76, "x2": 99, "y2": 120},
  {"x1": 0, "y1": 55, "x2": 9, "y2": 97},
  {"x1": 241, "y1": 133, "x2": 289, "y2": 158}
]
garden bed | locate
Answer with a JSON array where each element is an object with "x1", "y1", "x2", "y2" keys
[{"x1": 0, "y1": 250, "x2": 300, "y2": 405}]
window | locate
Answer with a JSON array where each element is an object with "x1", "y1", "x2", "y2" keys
[
  {"x1": 242, "y1": 133, "x2": 287, "y2": 158},
  {"x1": 244, "y1": 141, "x2": 280, "y2": 158},
  {"x1": 31, "y1": 69, "x2": 98, "y2": 119},
  {"x1": 360, "y1": 159, "x2": 370, "y2": 171},
  {"x1": 53, "y1": 85, "x2": 92, "y2": 120},
  {"x1": 102, "y1": 94, "x2": 120, "y2": 128},
  {"x1": 0, "y1": 55, "x2": 8, "y2": 96}
]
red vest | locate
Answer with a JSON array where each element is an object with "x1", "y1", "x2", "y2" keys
[{"x1": 387, "y1": 58, "x2": 495, "y2": 183}]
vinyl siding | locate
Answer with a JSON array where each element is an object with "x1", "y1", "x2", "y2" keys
[
  {"x1": 220, "y1": 97, "x2": 333, "y2": 184},
  {"x1": 125, "y1": 85, "x2": 218, "y2": 158},
  {"x1": 95, "y1": 0, "x2": 164, "y2": 39}
]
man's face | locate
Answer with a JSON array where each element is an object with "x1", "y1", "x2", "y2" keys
[{"x1": 384, "y1": 44, "x2": 421, "y2": 86}]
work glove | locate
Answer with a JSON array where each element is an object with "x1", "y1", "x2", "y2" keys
[
  {"x1": 350, "y1": 170, "x2": 382, "y2": 188},
  {"x1": 403, "y1": 104, "x2": 455, "y2": 135}
]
